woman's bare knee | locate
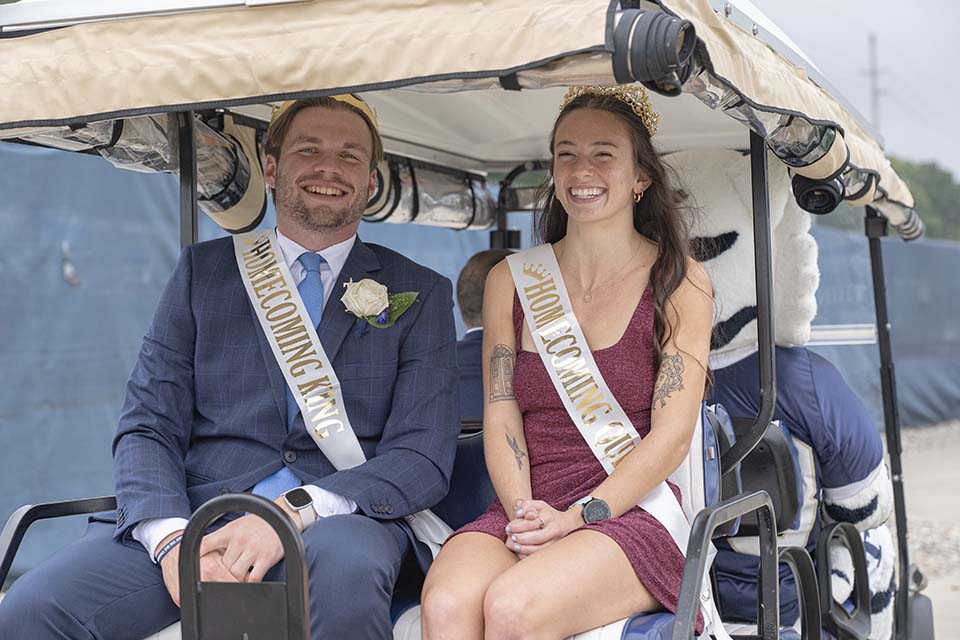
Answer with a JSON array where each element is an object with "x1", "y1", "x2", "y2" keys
[
  {"x1": 482, "y1": 575, "x2": 539, "y2": 640},
  {"x1": 421, "y1": 577, "x2": 485, "y2": 634},
  {"x1": 422, "y1": 534, "x2": 516, "y2": 640}
]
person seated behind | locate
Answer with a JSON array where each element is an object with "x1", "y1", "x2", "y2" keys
[
  {"x1": 0, "y1": 95, "x2": 460, "y2": 640},
  {"x1": 455, "y1": 249, "x2": 513, "y2": 422},
  {"x1": 421, "y1": 85, "x2": 716, "y2": 639},
  {"x1": 669, "y1": 146, "x2": 895, "y2": 638},
  {"x1": 708, "y1": 346, "x2": 894, "y2": 636}
]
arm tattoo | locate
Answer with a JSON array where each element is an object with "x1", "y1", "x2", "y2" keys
[
  {"x1": 505, "y1": 432, "x2": 528, "y2": 471},
  {"x1": 652, "y1": 352, "x2": 685, "y2": 409},
  {"x1": 489, "y1": 343, "x2": 516, "y2": 402}
]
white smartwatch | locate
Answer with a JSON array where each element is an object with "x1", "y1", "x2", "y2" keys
[{"x1": 282, "y1": 487, "x2": 316, "y2": 528}]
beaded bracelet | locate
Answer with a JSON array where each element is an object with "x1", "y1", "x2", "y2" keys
[{"x1": 155, "y1": 533, "x2": 184, "y2": 565}]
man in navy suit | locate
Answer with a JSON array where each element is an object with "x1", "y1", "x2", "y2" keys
[
  {"x1": 0, "y1": 95, "x2": 460, "y2": 639},
  {"x1": 454, "y1": 249, "x2": 512, "y2": 422}
]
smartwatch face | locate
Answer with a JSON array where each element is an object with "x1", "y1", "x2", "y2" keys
[
  {"x1": 285, "y1": 488, "x2": 312, "y2": 509},
  {"x1": 582, "y1": 498, "x2": 611, "y2": 524}
]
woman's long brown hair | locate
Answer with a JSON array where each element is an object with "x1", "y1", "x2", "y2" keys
[{"x1": 535, "y1": 94, "x2": 693, "y2": 372}]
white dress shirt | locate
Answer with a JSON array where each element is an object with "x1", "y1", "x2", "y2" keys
[{"x1": 134, "y1": 229, "x2": 359, "y2": 561}]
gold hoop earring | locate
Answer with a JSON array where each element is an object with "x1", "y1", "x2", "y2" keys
[{"x1": 634, "y1": 191, "x2": 644, "y2": 203}]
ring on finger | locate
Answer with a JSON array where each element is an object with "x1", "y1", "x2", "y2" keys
[{"x1": 538, "y1": 517, "x2": 545, "y2": 529}]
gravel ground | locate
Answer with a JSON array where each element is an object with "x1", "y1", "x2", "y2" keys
[{"x1": 899, "y1": 420, "x2": 960, "y2": 635}]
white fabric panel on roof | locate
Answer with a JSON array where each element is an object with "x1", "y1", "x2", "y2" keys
[
  {"x1": 0, "y1": 0, "x2": 611, "y2": 128},
  {"x1": 362, "y1": 88, "x2": 746, "y2": 171},
  {"x1": 0, "y1": 0, "x2": 918, "y2": 230}
]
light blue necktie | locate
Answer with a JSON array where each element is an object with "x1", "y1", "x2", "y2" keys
[{"x1": 252, "y1": 251, "x2": 326, "y2": 500}]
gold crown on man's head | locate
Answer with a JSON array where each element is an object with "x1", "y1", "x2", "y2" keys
[
  {"x1": 559, "y1": 84, "x2": 659, "y2": 137},
  {"x1": 271, "y1": 93, "x2": 380, "y2": 132}
]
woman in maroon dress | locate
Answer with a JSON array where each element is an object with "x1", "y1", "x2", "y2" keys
[{"x1": 421, "y1": 86, "x2": 713, "y2": 639}]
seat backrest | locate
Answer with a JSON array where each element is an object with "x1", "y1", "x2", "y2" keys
[
  {"x1": 430, "y1": 430, "x2": 496, "y2": 531},
  {"x1": 702, "y1": 403, "x2": 742, "y2": 538},
  {"x1": 729, "y1": 417, "x2": 802, "y2": 535}
]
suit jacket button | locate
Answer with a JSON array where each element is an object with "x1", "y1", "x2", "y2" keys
[
  {"x1": 385, "y1": 505, "x2": 394, "y2": 514},
  {"x1": 219, "y1": 487, "x2": 229, "y2": 495},
  {"x1": 283, "y1": 450, "x2": 297, "y2": 463}
]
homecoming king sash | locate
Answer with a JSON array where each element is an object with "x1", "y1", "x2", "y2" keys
[
  {"x1": 234, "y1": 230, "x2": 452, "y2": 558},
  {"x1": 507, "y1": 244, "x2": 729, "y2": 638}
]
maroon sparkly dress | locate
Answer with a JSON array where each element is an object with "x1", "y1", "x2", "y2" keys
[{"x1": 453, "y1": 285, "x2": 702, "y2": 629}]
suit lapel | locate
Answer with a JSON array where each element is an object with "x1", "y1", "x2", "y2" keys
[
  {"x1": 248, "y1": 284, "x2": 289, "y2": 424},
  {"x1": 247, "y1": 235, "x2": 381, "y2": 424},
  {"x1": 318, "y1": 236, "x2": 382, "y2": 362}
]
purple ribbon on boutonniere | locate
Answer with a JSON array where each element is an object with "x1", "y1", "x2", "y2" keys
[{"x1": 342, "y1": 279, "x2": 418, "y2": 337}]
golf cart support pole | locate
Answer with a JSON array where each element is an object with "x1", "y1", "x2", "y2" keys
[
  {"x1": 864, "y1": 206, "x2": 910, "y2": 640},
  {"x1": 720, "y1": 131, "x2": 777, "y2": 473},
  {"x1": 179, "y1": 111, "x2": 199, "y2": 248}
]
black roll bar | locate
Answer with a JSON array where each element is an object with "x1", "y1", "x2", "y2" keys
[
  {"x1": 865, "y1": 206, "x2": 911, "y2": 640},
  {"x1": 178, "y1": 111, "x2": 199, "y2": 248},
  {"x1": 720, "y1": 131, "x2": 777, "y2": 474},
  {"x1": 179, "y1": 493, "x2": 309, "y2": 640}
]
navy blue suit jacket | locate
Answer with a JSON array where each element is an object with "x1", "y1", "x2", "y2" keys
[
  {"x1": 112, "y1": 235, "x2": 460, "y2": 569},
  {"x1": 456, "y1": 329, "x2": 483, "y2": 423}
]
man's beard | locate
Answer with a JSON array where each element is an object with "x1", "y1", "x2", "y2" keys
[{"x1": 274, "y1": 168, "x2": 369, "y2": 233}]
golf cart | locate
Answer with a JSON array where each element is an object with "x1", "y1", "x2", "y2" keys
[{"x1": 0, "y1": 0, "x2": 934, "y2": 638}]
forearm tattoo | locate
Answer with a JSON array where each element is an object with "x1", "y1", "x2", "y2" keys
[
  {"x1": 505, "y1": 432, "x2": 528, "y2": 471},
  {"x1": 489, "y1": 344, "x2": 516, "y2": 402},
  {"x1": 652, "y1": 352, "x2": 685, "y2": 409}
]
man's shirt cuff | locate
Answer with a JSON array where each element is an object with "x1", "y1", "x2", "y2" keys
[
  {"x1": 132, "y1": 517, "x2": 190, "y2": 562},
  {"x1": 301, "y1": 484, "x2": 357, "y2": 525}
]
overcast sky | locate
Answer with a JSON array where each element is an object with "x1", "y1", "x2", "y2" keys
[{"x1": 752, "y1": 0, "x2": 960, "y2": 179}]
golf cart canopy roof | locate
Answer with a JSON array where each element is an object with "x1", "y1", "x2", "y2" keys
[{"x1": 0, "y1": 0, "x2": 922, "y2": 239}]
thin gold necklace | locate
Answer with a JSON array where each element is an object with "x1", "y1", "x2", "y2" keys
[{"x1": 564, "y1": 242, "x2": 645, "y2": 303}]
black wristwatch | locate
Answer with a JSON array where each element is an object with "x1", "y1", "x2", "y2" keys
[
  {"x1": 282, "y1": 487, "x2": 316, "y2": 528},
  {"x1": 574, "y1": 496, "x2": 611, "y2": 524}
]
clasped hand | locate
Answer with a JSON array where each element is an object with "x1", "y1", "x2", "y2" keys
[
  {"x1": 160, "y1": 500, "x2": 296, "y2": 606},
  {"x1": 504, "y1": 498, "x2": 581, "y2": 559}
]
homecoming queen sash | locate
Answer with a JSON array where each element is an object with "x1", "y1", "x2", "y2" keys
[
  {"x1": 507, "y1": 245, "x2": 730, "y2": 638},
  {"x1": 233, "y1": 230, "x2": 452, "y2": 558}
]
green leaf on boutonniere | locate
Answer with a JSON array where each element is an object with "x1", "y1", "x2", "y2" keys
[{"x1": 365, "y1": 291, "x2": 418, "y2": 328}]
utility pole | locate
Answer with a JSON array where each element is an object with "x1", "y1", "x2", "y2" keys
[{"x1": 867, "y1": 32, "x2": 881, "y2": 132}]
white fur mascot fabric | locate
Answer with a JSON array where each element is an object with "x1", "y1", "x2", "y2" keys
[{"x1": 667, "y1": 148, "x2": 895, "y2": 639}]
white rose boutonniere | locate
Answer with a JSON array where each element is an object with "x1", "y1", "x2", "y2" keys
[{"x1": 341, "y1": 278, "x2": 418, "y2": 329}]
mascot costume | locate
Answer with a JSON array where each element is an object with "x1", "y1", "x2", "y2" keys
[{"x1": 668, "y1": 149, "x2": 896, "y2": 638}]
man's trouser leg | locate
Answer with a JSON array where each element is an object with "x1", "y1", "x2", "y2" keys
[
  {"x1": 266, "y1": 513, "x2": 410, "y2": 640},
  {"x1": 0, "y1": 520, "x2": 179, "y2": 640}
]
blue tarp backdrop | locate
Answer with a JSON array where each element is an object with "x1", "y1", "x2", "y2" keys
[{"x1": 0, "y1": 144, "x2": 956, "y2": 573}]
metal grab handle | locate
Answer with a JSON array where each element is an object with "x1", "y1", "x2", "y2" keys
[
  {"x1": 672, "y1": 490, "x2": 779, "y2": 640},
  {"x1": 817, "y1": 522, "x2": 872, "y2": 640},
  {"x1": 178, "y1": 493, "x2": 309, "y2": 640},
  {"x1": 779, "y1": 546, "x2": 822, "y2": 640},
  {"x1": 0, "y1": 495, "x2": 117, "y2": 590}
]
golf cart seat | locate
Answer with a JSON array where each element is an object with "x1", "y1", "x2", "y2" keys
[
  {"x1": 4, "y1": 408, "x2": 818, "y2": 640},
  {"x1": 392, "y1": 403, "x2": 796, "y2": 640}
]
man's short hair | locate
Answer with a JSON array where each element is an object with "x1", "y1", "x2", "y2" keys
[
  {"x1": 457, "y1": 249, "x2": 514, "y2": 328},
  {"x1": 264, "y1": 97, "x2": 384, "y2": 171}
]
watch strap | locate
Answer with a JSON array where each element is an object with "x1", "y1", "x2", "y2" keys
[{"x1": 298, "y1": 501, "x2": 316, "y2": 528}]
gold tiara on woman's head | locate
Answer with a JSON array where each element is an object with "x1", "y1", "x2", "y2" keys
[{"x1": 559, "y1": 85, "x2": 659, "y2": 137}]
